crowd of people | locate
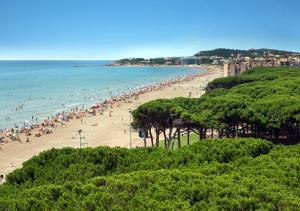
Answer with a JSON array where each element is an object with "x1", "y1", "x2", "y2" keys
[{"x1": 0, "y1": 71, "x2": 208, "y2": 145}]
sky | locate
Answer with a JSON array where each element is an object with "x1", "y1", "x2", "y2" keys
[{"x1": 0, "y1": 0, "x2": 299, "y2": 60}]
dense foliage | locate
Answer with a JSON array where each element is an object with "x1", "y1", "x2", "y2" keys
[
  {"x1": 195, "y1": 48, "x2": 298, "y2": 58},
  {"x1": 133, "y1": 67, "x2": 300, "y2": 147},
  {"x1": 2, "y1": 138, "x2": 300, "y2": 210}
]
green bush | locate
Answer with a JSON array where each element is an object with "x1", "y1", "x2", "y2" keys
[{"x1": 2, "y1": 138, "x2": 300, "y2": 210}]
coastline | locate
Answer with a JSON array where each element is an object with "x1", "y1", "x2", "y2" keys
[
  {"x1": 105, "y1": 63, "x2": 202, "y2": 68},
  {"x1": 0, "y1": 64, "x2": 223, "y2": 177},
  {"x1": 0, "y1": 65, "x2": 203, "y2": 138},
  {"x1": 0, "y1": 63, "x2": 199, "y2": 130}
]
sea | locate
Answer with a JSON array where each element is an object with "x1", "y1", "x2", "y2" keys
[{"x1": 0, "y1": 60, "x2": 203, "y2": 129}]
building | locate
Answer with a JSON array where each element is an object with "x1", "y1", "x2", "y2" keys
[
  {"x1": 223, "y1": 63, "x2": 229, "y2": 77},
  {"x1": 239, "y1": 64, "x2": 248, "y2": 74},
  {"x1": 180, "y1": 56, "x2": 201, "y2": 65},
  {"x1": 224, "y1": 62, "x2": 250, "y2": 77},
  {"x1": 223, "y1": 63, "x2": 236, "y2": 77}
]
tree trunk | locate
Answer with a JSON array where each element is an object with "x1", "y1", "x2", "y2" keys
[
  {"x1": 218, "y1": 129, "x2": 223, "y2": 138},
  {"x1": 155, "y1": 129, "x2": 160, "y2": 147},
  {"x1": 163, "y1": 129, "x2": 167, "y2": 149},
  {"x1": 187, "y1": 128, "x2": 190, "y2": 145},
  {"x1": 149, "y1": 129, "x2": 154, "y2": 147},
  {"x1": 242, "y1": 123, "x2": 246, "y2": 137},
  {"x1": 168, "y1": 127, "x2": 173, "y2": 149},
  {"x1": 270, "y1": 129, "x2": 273, "y2": 139},
  {"x1": 203, "y1": 128, "x2": 207, "y2": 139},
  {"x1": 198, "y1": 127, "x2": 202, "y2": 141},
  {"x1": 246, "y1": 123, "x2": 249, "y2": 134},
  {"x1": 143, "y1": 131, "x2": 147, "y2": 148},
  {"x1": 172, "y1": 141, "x2": 175, "y2": 150},
  {"x1": 226, "y1": 128, "x2": 230, "y2": 138},
  {"x1": 177, "y1": 128, "x2": 181, "y2": 148}
]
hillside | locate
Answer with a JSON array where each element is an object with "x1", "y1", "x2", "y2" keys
[
  {"x1": 110, "y1": 57, "x2": 181, "y2": 66},
  {"x1": 1, "y1": 138, "x2": 300, "y2": 210},
  {"x1": 195, "y1": 48, "x2": 299, "y2": 58}
]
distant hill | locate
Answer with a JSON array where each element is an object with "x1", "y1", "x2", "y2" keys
[
  {"x1": 108, "y1": 57, "x2": 182, "y2": 66},
  {"x1": 195, "y1": 48, "x2": 299, "y2": 58}
]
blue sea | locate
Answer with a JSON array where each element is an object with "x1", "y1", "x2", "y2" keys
[{"x1": 0, "y1": 60, "x2": 203, "y2": 129}]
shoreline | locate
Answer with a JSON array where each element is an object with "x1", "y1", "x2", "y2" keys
[
  {"x1": 0, "y1": 65, "x2": 205, "y2": 139},
  {"x1": 105, "y1": 63, "x2": 202, "y2": 68},
  {"x1": 0, "y1": 64, "x2": 223, "y2": 177},
  {"x1": 0, "y1": 64, "x2": 201, "y2": 131}
]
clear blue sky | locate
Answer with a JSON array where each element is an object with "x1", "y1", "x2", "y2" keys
[{"x1": 0, "y1": 0, "x2": 299, "y2": 60}]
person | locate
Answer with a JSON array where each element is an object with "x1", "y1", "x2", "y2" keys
[
  {"x1": 26, "y1": 137, "x2": 30, "y2": 143},
  {"x1": 0, "y1": 175, "x2": 3, "y2": 184}
]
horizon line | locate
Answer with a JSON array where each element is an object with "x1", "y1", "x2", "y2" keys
[{"x1": 1, "y1": 47, "x2": 299, "y2": 61}]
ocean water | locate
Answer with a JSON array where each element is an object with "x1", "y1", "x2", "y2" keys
[{"x1": 0, "y1": 60, "x2": 203, "y2": 129}]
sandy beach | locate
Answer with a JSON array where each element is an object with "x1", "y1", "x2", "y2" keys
[{"x1": 0, "y1": 65, "x2": 223, "y2": 177}]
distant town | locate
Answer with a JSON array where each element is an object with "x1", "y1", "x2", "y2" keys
[
  {"x1": 198, "y1": 48, "x2": 300, "y2": 77},
  {"x1": 110, "y1": 48, "x2": 300, "y2": 77}
]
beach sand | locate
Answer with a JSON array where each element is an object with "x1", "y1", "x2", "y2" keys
[{"x1": 0, "y1": 65, "x2": 223, "y2": 177}]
